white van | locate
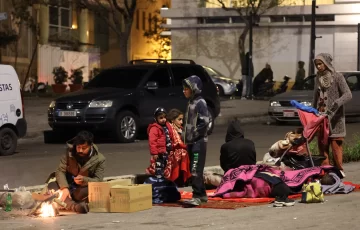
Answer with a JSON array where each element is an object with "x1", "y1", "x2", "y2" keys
[{"x1": 0, "y1": 65, "x2": 27, "y2": 156}]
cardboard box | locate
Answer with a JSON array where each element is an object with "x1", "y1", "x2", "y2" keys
[
  {"x1": 110, "y1": 184, "x2": 152, "y2": 213},
  {"x1": 88, "y1": 179, "x2": 132, "y2": 212}
]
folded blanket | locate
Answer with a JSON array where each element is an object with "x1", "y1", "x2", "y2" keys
[{"x1": 322, "y1": 172, "x2": 355, "y2": 194}]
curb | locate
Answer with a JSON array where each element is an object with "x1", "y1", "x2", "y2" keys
[
  {"x1": 22, "y1": 114, "x2": 270, "y2": 140},
  {"x1": 215, "y1": 113, "x2": 269, "y2": 125},
  {"x1": 23, "y1": 166, "x2": 224, "y2": 193}
]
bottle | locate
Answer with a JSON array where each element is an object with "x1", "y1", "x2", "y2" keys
[
  {"x1": 191, "y1": 153, "x2": 199, "y2": 176},
  {"x1": 5, "y1": 193, "x2": 12, "y2": 212}
]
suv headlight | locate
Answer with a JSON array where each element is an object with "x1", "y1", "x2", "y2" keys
[
  {"x1": 301, "y1": 101, "x2": 312, "y2": 107},
  {"x1": 270, "y1": 101, "x2": 281, "y2": 107},
  {"x1": 49, "y1": 101, "x2": 56, "y2": 108},
  {"x1": 89, "y1": 100, "x2": 113, "y2": 108}
]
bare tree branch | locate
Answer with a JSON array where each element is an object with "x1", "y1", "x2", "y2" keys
[{"x1": 112, "y1": 0, "x2": 128, "y2": 18}]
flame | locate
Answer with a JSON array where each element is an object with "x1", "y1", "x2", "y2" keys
[{"x1": 39, "y1": 202, "x2": 56, "y2": 218}]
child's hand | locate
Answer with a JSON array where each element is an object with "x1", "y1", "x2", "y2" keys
[{"x1": 153, "y1": 155, "x2": 158, "y2": 160}]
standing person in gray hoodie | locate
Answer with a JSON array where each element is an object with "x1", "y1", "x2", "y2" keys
[
  {"x1": 182, "y1": 75, "x2": 210, "y2": 206},
  {"x1": 312, "y1": 53, "x2": 352, "y2": 177}
]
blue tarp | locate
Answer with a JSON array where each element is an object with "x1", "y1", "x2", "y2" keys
[{"x1": 290, "y1": 100, "x2": 318, "y2": 115}]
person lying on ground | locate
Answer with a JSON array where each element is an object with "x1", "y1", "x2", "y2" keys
[
  {"x1": 217, "y1": 121, "x2": 295, "y2": 207},
  {"x1": 49, "y1": 131, "x2": 105, "y2": 214},
  {"x1": 269, "y1": 128, "x2": 307, "y2": 159}
]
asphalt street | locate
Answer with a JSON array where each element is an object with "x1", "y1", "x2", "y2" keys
[{"x1": 1, "y1": 123, "x2": 360, "y2": 188}]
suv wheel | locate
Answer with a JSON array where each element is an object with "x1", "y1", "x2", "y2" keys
[
  {"x1": 115, "y1": 111, "x2": 138, "y2": 143},
  {"x1": 0, "y1": 128, "x2": 17, "y2": 156},
  {"x1": 207, "y1": 107, "x2": 215, "y2": 135}
]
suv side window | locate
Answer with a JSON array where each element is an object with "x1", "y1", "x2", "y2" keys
[
  {"x1": 346, "y1": 74, "x2": 360, "y2": 91},
  {"x1": 171, "y1": 66, "x2": 208, "y2": 86},
  {"x1": 147, "y1": 68, "x2": 171, "y2": 88},
  {"x1": 188, "y1": 66, "x2": 209, "y2": 83},
  {"x1": 171, "y1": 66, "x2": 191, "y2": 86}
]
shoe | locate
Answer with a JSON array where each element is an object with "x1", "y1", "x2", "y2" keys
[
  {"x1": 183, "y1": 197, "x2": 207, "y2": 206},
  {"x1": 273, "y1": 197, "x2": 295, "y2": 207},
  {"x1": 65, "y1": 198, "x2": 89, "y2": 214},
  {"x1": 340, "y1": 170, "x2": 346, "y2": 178}
]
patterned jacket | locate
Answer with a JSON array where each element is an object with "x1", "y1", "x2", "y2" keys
[
  {"x1": 182, "y1": 75, "x2": 210, "y2": 144},
  {"x1": 312, "y1": 53, "x2": 352, "y2": 137}
]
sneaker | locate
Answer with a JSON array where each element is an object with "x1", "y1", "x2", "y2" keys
[
  {"x1": 273, "y1": 197, "x2": 295, "y2": 207},
  {"x1": 183, "y1": 196, "x2": 207, "y2": 206},
  {"x1": 340, "y1": 170, "x2": 346, "y2": 178}
]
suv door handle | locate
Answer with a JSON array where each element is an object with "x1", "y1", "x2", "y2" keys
[{"x1": 169, "y1": 92, "x2": 176, "y2": 96}]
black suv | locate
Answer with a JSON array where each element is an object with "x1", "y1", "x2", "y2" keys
[{"x1": 48, "y1": 59, "x2": 221, "y2": 143}]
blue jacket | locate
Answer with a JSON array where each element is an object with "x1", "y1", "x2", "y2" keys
[{"x1": 182, "y1": 75, "x2": 210, "y2": 144}]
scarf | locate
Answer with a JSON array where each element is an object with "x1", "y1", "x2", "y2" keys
[{"x1": 317, "y1": 70, "x2": 333, "y2": 89}]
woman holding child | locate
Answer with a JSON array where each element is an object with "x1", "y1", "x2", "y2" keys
[{"x1": 146, "y1": 107, "x2": 191, "y2": 184}]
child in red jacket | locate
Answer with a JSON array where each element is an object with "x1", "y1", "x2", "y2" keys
[{"x1": 146, "y1": 107, "x2": 174, "y2": 177}]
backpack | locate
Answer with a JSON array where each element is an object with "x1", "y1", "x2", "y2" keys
[{"x1": 144, "y1": 177, "x2": 181, "y2": 204}]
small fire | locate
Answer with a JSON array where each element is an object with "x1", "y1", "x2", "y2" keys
[{"x1": 39, "y1": 202, "x2": 56, "y2": 218}]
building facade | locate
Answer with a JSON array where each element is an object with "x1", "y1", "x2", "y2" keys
[
  {"x1": 162, "y1": 0, "x2": 360, "y2": 82},
  {"x1": 0, "y1": 0, "x2": 169, "y2": 84}
]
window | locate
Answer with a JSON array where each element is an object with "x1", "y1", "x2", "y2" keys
[
  {"x1": 94, "y1": 13, "x2": 109, "y2": 52},
  {"x1": 346, "y1": 75, "x2": 360, "y2": 91},
  {"x1": 148, "y1": 13, "x2": 152, "y2": 31},
  {"x1": 136, "y1": 10, "x2": 140, "y2": 30},
  {"x1": 86, "y1": 68, "x2": 149, "y2": 89},
  {"x1": 49, "y1": 0, "x2": 71, "y2": 38},
  {"x1": 142, "y1": 11, "x2": 146, "y2": 30},
  {"x1": 147, "y1": 68, "x2": 171, "y2": 88},
  {"x1": 171, "y1": 66, "x2": 208, "y2": 87}
]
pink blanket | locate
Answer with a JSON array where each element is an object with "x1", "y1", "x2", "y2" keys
[{"x1": 212, "y1": 164, "x2": 334, "y2": 198}]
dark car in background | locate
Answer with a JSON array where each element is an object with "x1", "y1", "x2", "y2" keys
[
  {"x1": 268, "y1": 71, "x2": 360, "y2": 123},
  {"x1": 48, "y1": 59, "x2": 220, "y2": 143}
]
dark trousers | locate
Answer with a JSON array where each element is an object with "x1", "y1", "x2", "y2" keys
[
  {"x1": 48, "y1": 181, "x2": 89, "y2": 203},
  {"x1": 188, "y1": 139, "x2": 207, "y2": 198},
  {"x1": 270, "y1": 181, "x2": 291, "y2": 199}
]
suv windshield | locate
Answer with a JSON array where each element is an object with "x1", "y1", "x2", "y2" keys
[{"x1": 86, "y1": 68, "x2": 149, "y2": 89}]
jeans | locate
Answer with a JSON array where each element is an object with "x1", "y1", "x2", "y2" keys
[
  {"x1": 48, "y1": 181, "x2": 89, "y2": 202},
  {"x1": 241, "y1": 75, "x2": 253, "y2": 97},
  {"x1": 187, "y1": 139, "x2": 207, "y2": 198},
  {"x1": 270, "y1": 181, "x2": 292, "y2": 199}
]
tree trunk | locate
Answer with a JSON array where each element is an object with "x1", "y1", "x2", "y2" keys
[
  {"x1": 119, "y1": 23, "x2": 132, "y2": 65},
  {"x1": 22, "y1": 40, "x2": 38, "y2": 91},
  {"x1": 13, "y1": 24, "x2": 23, "y2": 72},
  {"x1": 238, "y1": 26, "x2": 249, "y2": 75}
]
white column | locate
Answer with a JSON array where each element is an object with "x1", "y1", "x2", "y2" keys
[{"x1": 78, "y1": 9, "x2": 89, "y2": 52}]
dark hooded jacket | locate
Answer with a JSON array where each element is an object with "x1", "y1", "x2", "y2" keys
[
  {"x1": 182, "y1": 75, "x2": 210, "y2": 144},
  {"x1": 55, "y1": 138, "x2": 106, "y2": 189},
  {"x1": 220, "y1": 120, "x2": 256, "y2": 173}
]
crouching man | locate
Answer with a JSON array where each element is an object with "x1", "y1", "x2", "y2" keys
[{"x1": 50, "y1": 131, "x2": 106, "y2": 214}]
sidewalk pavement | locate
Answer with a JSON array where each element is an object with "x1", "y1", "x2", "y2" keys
[
  {"x1": 2, "y1": 162, "x2": 360, "y2": 229},
  {"x1": 23, "y1": 97, "x2": 269, "y2": 139}
]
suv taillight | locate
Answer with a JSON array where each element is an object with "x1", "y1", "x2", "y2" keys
[{"x1": 20, "y1": 89, "x2": 25, "y2": 118}]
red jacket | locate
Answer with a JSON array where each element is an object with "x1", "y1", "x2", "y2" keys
[{"x1": 147, "y1": 122, "x2": 174, "y2": 155}]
